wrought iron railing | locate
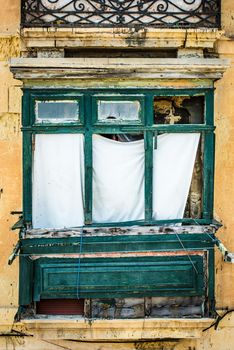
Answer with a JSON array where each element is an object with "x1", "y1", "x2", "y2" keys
[{"x1": 21, "y1": 0, "x2": 221, "y2": 28}]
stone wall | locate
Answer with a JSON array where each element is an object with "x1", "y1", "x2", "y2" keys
[{"x1": 0, "y1": 0, "x2": 234, "y2": 349}]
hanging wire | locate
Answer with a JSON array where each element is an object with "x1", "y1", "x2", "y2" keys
[{"x1": 175, "y1": 232, "x2": 199, "y2": 274}]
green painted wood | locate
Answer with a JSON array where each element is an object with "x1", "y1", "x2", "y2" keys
[
  {"x1": 203, "y1": 132, "x2": 215, "y2": 220},
  {"x1": 22, "y1": 90, "x2": 30, "y2": 127},
  {"x1": 20, "y1": 233, "x2": 215, "y2": 255},
  {"x1": 20, "y1": 87, "x2": 216, "y2": 307},
  {"x1": 19, "y1": 256, "x2": 33, "y2": 305},
  {"x1": 202, "y1": 90, "x2": 215, "y2": 220},
  {"x1": 21, "y1": 125, "x2": 214, "y2": 134},
  {"x1": 84, "y1": 93, "x2": 93, "y2": 224},
  {"x1": 205, "y1": 89, "x2": 214, "y2": 126},
  {"x1": 21, "y1": 87, "x2": 215, "y2": 226},
  {"x1": 208, "y1": 247, "x2": 215, "y2": 315},
  {"x1": 144, "y1": 131, "x2": 153, "y2": 221},
  {"x1": 22, "y1": 126, "x2": 84, "y2": 133},
  {"x1": 144, "y1": 93, "x2": 154, "y2": 221},
  {"x1": 82, "y1": 125, "x2": 213, "y2": 133},
  {"x1": 151, "y1": 125, "x2": 214, "y2": 132},
  {"x1": 30, "y1": 93, "x2": 85, "y2": 126},
  {"x1": 22, "y1": 91, "x2": 33, "y2": 224},
  {"x1": 33, "y1": 255, "x2": 205, "y2": 300},
  {"x1": 23, "y1": 132, "x2": 32, "y2": 223}
]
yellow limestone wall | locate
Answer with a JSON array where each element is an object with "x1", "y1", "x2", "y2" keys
[
  {"x1": 0, "y1": 0, "x2": 234, "y2": 349},
  {"x1": 0, "y1": 0, "x2": 21, "y2": 331}
]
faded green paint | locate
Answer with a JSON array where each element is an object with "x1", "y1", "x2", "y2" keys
[
  {"x1": 18, "y1": 233, "x2": 215, "y2": 306},
  {"x1": 19, "y1": 87, "x2": 216, "y2": 309},
  {"x1": 84, "y1": 92, "x2": 93, "y2": 224},
  {"x1": 20, "y1": 233, "x2": 215, "y2": 255},
  {"x1": 22, "y1": 88, "x2": 215, "y2": 226},
  {"x1": 33, "y1": 255, "x2": 205, "y2": 301},
  {"x1": 23, "y1": 132, "x2": 32, "y2": 224},
  {"x1": 19, "y1": 256, "x2": 33, "y2": 305}
]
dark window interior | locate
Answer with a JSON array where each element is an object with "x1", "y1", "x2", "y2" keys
[
  {"x1": 37, "y1": 299, "x2": 84, "y2": 315},
  {"x1": 153, "y1": 96, "x2": 204, "y2": 125},
  {"x1": 65, "y1": 48, "x2": 177, "y2": 58}
]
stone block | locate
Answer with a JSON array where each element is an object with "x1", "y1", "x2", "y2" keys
[{"x1": 8, "y1": 85, "x2": 22, "y2": 114}]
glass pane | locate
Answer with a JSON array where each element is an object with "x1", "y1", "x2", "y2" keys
[
  {"x1": 36, "y1": 101, "x2": 79, "y2": 122},
  {"x1": 153, "y1": 96, "x2": 204, "y2": 124},
  {"x1": 98, "y1": 100, "x2": 140, "y2": 122},
  {"x1": 92, "y1": 134, "x2": 145, "y2": 223}
]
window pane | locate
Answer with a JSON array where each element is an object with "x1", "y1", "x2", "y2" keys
[
  {"x1": 153, "y1": 96, "x2": 204, "y2": 124},
  {"x1": 32, "y1": 134, "x2": 84, "y2": 228},
  {"x1": 98, "y1": 101, "x2": 140, "y2": 122},
  {"x1": 36, "y1": 101, "x2": 79, "y2": 122},
  {"x1": 152, "y1": 133, "x2": 200, "y2": 220},
  {"x1": 92, "y1": 134, "x2": 144, "y2": 223}
]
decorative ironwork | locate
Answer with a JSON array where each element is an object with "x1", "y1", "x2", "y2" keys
[{"x1": 21, "y1": 0, "x2": 221, "y2": 28}]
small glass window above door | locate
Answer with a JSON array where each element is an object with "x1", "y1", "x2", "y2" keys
[
  {"x1": 98, "y1": 100, "x2": 140, "y2": 122},
  {"x1": 92, "y1": 95, "x2": 144, "y2": 125},
  {"x1": 36, "y1": 100, "x2": 79, "y2": 123}
]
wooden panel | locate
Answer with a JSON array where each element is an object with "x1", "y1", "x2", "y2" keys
[
  {"x1": 34, "y1": 255, "x2": 205, "y2": 301},
  {"x1": 21, "y1": 233, "x2": 214, "y2": 255},
  {"x1": 19, "y1": 256, "x2": 33, "y2": 305},
  {"x1": 19, "y1": 233, "x2": 214, "y2": 306}
]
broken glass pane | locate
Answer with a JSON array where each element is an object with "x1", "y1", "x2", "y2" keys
[{"x1": 153, "y1": 96, "x2": 204, "y2": 124}]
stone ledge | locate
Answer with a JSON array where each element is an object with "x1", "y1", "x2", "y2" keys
[
  {"x1": 21, "y1": 28, "x2": 223, "y2": 50},
  {"x1": 10, "y1": 58, "x2": 229, "y2": 81},
  {"x1": 15, "y1": 318, "x2": 214, "y2": 340}
]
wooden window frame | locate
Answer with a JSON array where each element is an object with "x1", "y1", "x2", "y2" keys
[{"x1": 22, "y1": 87, "x2": 215, "y2": 228}]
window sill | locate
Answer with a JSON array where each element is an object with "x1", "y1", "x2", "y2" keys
[{"x1": 19, "y1": 317, "x2": 214, "y2": 340}]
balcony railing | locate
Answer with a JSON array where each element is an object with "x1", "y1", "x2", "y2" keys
[{"x1": 21, "y1": 0, "x2": 221, "y2": 29}]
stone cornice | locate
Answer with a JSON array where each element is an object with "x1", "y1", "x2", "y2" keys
[
  {"x1": 21, "y1": 28, "x2": 223, "y2": 50},
  {"x1": 13, "y1": 318, "x2": 214, "y2": 340},
  {"x1": 10, "y1": 58, "x2": 229, "y2": 81}
]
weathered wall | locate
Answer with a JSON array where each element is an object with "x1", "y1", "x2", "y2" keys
[
  {"x1": 0, "y1": 0, "x2": 20, "y2": 35},
  {"x1": 0, "y1": 0, "x2": 234, "y2": 349},
  {"x1": 214, "y1": 0, "x2": 234, "y2": 310},
  {"x1": 0, "y1": 0, "x2": 21, "y2": 330}
]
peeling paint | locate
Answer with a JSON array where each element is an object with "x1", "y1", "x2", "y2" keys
[{"x1": 0, "y1": 1, "x2": 234, "y2": 349}]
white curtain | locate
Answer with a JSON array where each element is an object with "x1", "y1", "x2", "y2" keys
[
  {"x1": 32, "y1": 133, "x2": 200, "y2": 228},
  {"x1": 92, "y1": 135, "x2": 145, "y2": 223},
  {"x1": 152, "y1": 133, "x2": 200, "y2": 220},
  {"x1": 32, "y1": 134, "x2": 84, "y2": 229}
]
